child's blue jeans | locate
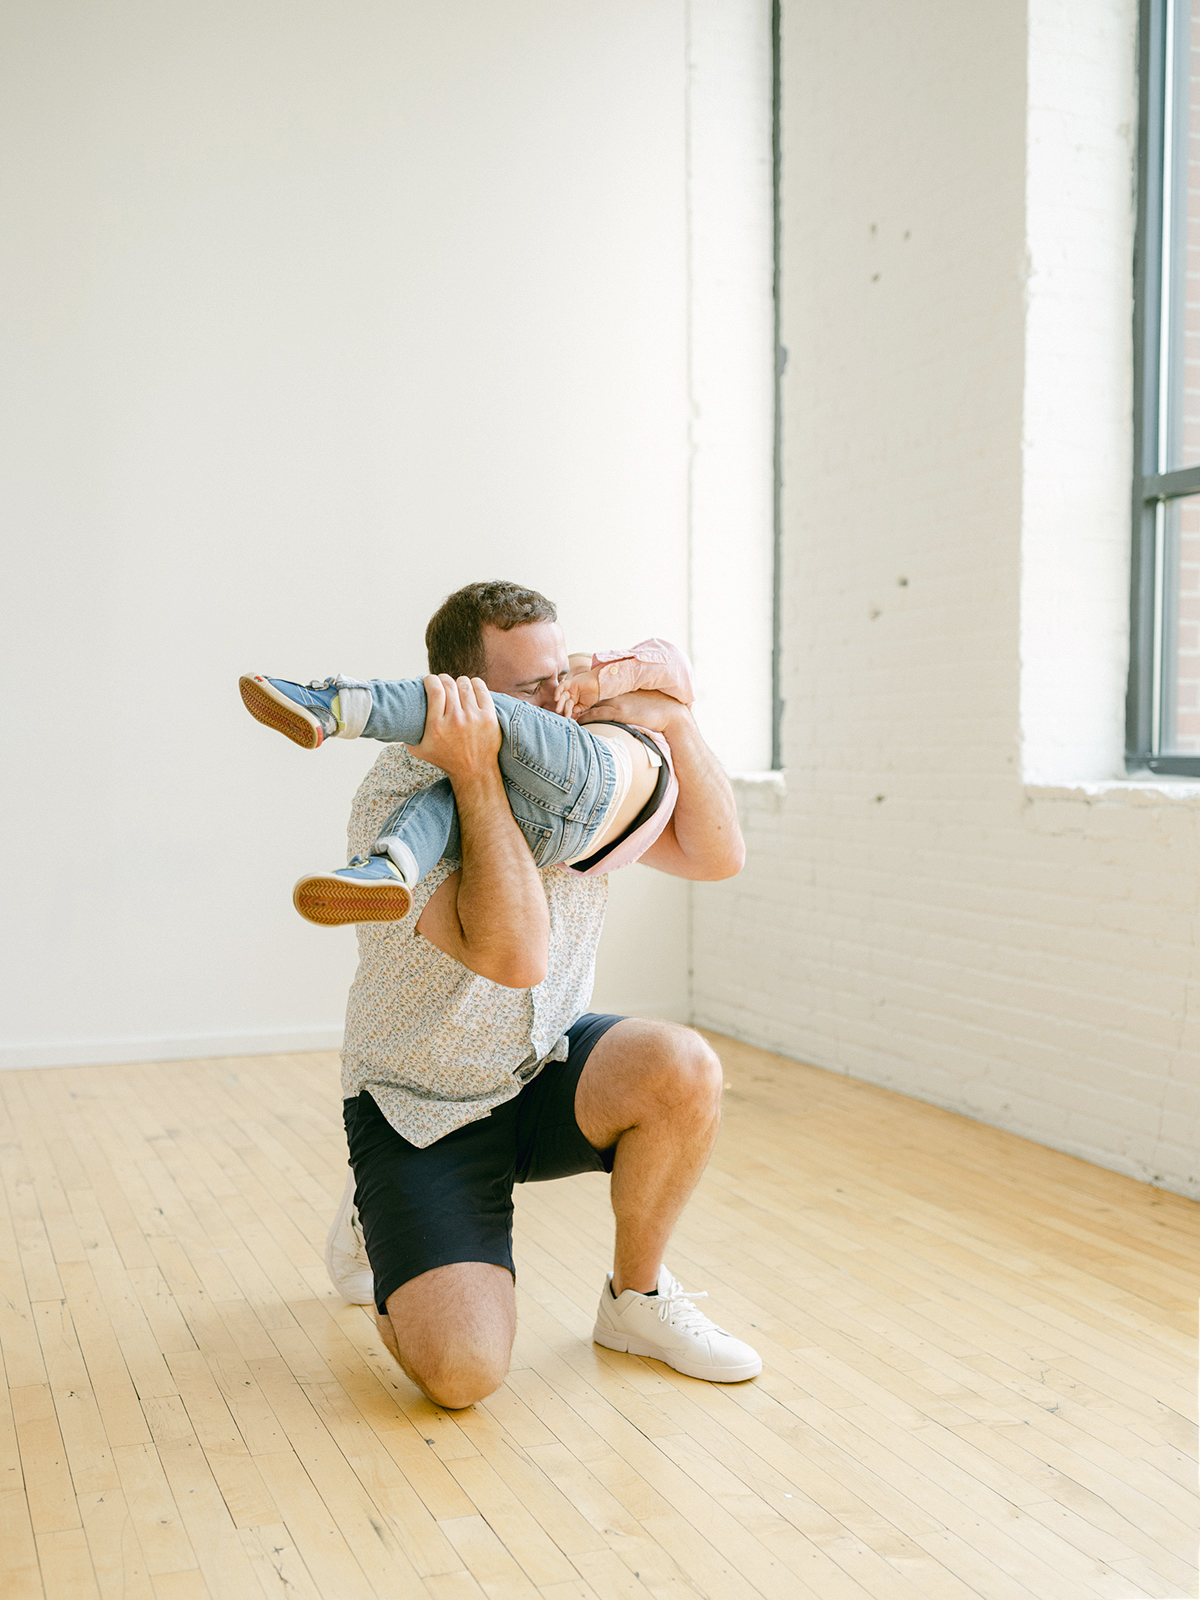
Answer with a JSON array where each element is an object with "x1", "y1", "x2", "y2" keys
[{"x1": 340, "y1": 676, "x2": 620, "y2": 883}]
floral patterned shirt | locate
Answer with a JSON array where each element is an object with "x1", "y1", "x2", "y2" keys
[{"x1": 340, "y1": 744, "x2": 609, "y2": 1147}]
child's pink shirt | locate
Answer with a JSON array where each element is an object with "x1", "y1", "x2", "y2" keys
[{"x1": 588, "y1": 637, "x2": 695, "y2": 707}]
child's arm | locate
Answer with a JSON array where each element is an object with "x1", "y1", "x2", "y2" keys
[{"x1": 556, "y1": 639, "x2": 695, "y2": 719}]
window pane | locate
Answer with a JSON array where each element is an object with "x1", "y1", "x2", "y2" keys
[
  {"x1": 1162, "y1": 1, "x2": 1200, "y2": 469},
  {"x1": 1162, "y1": 493, "x2": 1200, "y2": 749}
]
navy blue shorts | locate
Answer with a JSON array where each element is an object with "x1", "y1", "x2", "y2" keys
[{"x1": 343, "y1": 1012, "x2": 624, "y2": 1313}]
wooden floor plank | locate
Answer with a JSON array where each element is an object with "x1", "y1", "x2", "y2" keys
[
  {"x1": 248, "y1": 1354, "x2": 434, "y2": 1595},
  {"x1": 301, "y1": 1374, "x2": 468, "y2": 1577},
  {"x1": 111, "y1": 1441, "x2": 199, "y2": 1578},
  {"x1": 0, "y1": 1037, "x2": 1194, "y2": 1600},
  {"x1": 437, "y1": 1513, "x2": 543, "y2": 1600},
  {"x1": 78, "y1": 1486, "x2": 157, "y2": 1600},
  {"x1": 36, "y1": 1525, "x2": 102, "y2": 1600},
  {"x1": 150, "y1": 1568, "x2": 213, "y2": 1600},
  {"x1": 13, "y1": 1382, "x2": 79, "y2": 1536},
  {"x1": 238, "y1": 1521, "x2": 326, "y2": 1600},
  {"x1": 0, "y1": 1482, "x2": 44, "y2": 1600},
  {"x1": 252, "y1": 1447, "x2": 382, "y2": 1600},
  {"x1": 0, "y1": 1191, "x2": 48, "y2": 1390}
]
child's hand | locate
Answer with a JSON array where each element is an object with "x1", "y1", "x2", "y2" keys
[
  {"x1": 555, "y1": 665, "x2": 600, "y2": 719},
  {"x1": 578, "y1": 688, "x2": 689, "y2": 735}
]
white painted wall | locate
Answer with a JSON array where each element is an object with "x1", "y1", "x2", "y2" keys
[
  {"x1": 2, "y1": 0, "x2": 708, "y2": 1066},
  {"x1": 693, "y1": 0, "x2": 1200, "y2": 1200}
]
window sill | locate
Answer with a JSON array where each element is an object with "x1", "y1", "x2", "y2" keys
[
  {"x1": 1025, "y1": 777, "x2": 1200, "y2": 803},
  {"x1": 729, "y1": 769, "x2": 787, "y2": 795},
  {"x1": 727, "y1": 769, "x2": 787, "y2": 815}
]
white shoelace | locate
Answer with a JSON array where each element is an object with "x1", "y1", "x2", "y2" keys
[{"x1": 655, "y1": 1286, "x2": 721, "y2": 1333}]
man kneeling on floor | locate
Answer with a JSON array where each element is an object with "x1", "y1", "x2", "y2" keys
[{"x1": 326, "y1": 580, "x2": 762, "y2": 1406}]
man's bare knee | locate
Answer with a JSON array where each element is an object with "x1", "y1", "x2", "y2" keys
[
  {"x1": 419, "y1": 1350, "x2": 510, "y2": 1409},
  {"x1": 376, "y1": 1308, "x2": 509, "y2": 1406},
  {"x1": 576, "y1": 1019, "x2": 724, "y2": 1150},
  {"x1": 379, "y1": 1316, "x2": 509, "y2": 1407},
  {"x1": 650, "y1": 1025, "x2": 723, "y2": 1116},
  {"x1": 377, "y1": 1262, "x2": 514, "y2": 1408}
]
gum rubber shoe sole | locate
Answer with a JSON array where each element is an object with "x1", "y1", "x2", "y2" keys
[
  {"x1": 294, "y1": 872, "x2": 414, "y2": 927},
  {"x1": 239, "y1": 675, "x2": 325, "y2": 749}
]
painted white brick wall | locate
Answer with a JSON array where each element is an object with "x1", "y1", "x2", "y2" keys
[{"x1": 692, "y1": 0, "x2": 1200, "y2": 1200}]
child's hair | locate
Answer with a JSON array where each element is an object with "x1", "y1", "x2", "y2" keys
[{"x1": 425, "y1": 581, "x2": 557, "y2": 679}]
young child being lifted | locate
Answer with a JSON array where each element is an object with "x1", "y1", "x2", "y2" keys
[{"x1": 239, "y1": 633, "x2": 694, "y2": 926}]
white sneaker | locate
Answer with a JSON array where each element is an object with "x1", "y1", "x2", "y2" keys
[
  {"x1": 325, "y1": 1169, "x2": 374, "y2": 1304},
  {"x1": 592, "y1": 1266, "x2": 762, "y2": 1382}
]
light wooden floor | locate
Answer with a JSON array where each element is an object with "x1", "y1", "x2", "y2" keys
[{"x1": 0, "y1": 1033, "x2": 1195, "y2": 1600}]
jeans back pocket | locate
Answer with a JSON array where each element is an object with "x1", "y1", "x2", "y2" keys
[
  {"x1": 514, "y1": 813, "x2": 556, "y2": 865},
  {"x1": 507, "y1": 702, "x2": 579, "y2": 792}
]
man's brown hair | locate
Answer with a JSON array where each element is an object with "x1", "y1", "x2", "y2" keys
[{"x1": 425, "y1": 580, "x2": 557, "y2": 679}]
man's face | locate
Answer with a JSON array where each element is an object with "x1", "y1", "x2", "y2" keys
[{"x1": 480, "y1": 620, "x2": 569, "y2": 712}]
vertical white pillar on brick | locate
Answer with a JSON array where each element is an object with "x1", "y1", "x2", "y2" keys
[
  {"x1": 1020, "y1": 0, "x2": 1139, "y2": 783},
  {"x1": 684, "y1": 0, "x2": 776, "y2": 775}
]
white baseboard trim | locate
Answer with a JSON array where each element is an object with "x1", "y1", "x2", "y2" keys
[
  {"x1": 588, "y1": 997, "x2": 692, "y2": 1024},
  {"x1": 0, "y1": 1026, "x2": 345, "y2": 1072},
  {"x1": 2, "y1": 1001, "x2": 693, "y2": 1073}
]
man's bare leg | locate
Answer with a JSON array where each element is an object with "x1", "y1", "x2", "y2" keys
[
  {"x1": 574, "y1": 1019, "x2": 723, "y2": 1294},
  {"x1": 373, "y1": 1021, "x2": 722, "y2": 1404},
  {"x1": 376, "y1": 1262, "x2": 515, "y2": 1410}
]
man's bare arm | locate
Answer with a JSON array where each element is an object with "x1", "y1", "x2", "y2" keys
[
  {"x1": 580, "y1": 690, "x2": 744, "y2": 881},
  {"x1": 410, "y1": 675, "x2": 549, "y2": 987}
]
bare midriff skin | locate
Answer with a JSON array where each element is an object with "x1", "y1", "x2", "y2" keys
[
  {"x1": 559, "y1": 649, "x2": 661, "y2": 856},
  {"x1": 578, "y1": 724, "x2": 661, "y2": 854}
]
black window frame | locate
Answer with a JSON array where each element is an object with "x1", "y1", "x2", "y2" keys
[{"x1": 1130, "y1": 0, "x2": 1200, "y2": 773}]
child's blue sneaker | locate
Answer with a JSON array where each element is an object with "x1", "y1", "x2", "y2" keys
[
  {"x1": 293, "y1": 854, "x2": 414, "y2": 926},
  {"x1": 239, "y1": 674, "x2": 344, "y2": 749}
]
